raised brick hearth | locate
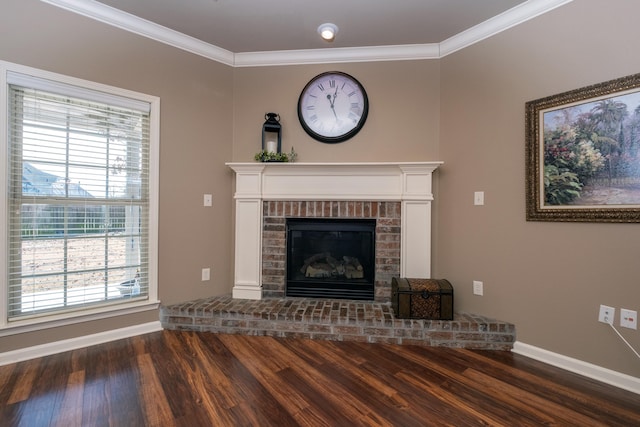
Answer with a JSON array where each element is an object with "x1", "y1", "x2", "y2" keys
[{"x1": 160, "y1": 296, "x2": 516, "y2": 350}]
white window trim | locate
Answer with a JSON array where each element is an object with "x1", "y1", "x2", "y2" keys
[{"x1": 0, "y1": 60, "x2": 160, "y2": 335}]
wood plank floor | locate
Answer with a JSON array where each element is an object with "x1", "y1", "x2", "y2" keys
[{"x1": 0, "y1": 330, "x2": 638, "y2": 426}]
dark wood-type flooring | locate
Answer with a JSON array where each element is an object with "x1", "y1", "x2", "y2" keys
[{"x1": 1, "y1": 330, "x2": 638, "y2": 426}]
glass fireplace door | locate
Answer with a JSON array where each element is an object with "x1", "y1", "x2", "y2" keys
[{"x1": 286, "y1": 218, "x2": 375, "y2": 300}]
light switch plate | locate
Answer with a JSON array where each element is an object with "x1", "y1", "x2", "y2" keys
[
  {"x1": 473, "y1": 280, "x2": 483, "y2": 296},
  {"x1": 474, "y1": 191, "x2": 484, "y2": 205}
]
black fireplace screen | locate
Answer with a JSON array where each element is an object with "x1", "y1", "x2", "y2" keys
[{"x1": 286, "y1": 218, "x2": 375, "y2": 300}]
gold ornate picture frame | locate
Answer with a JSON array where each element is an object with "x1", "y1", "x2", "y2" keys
[{"x1": 526, "y1": 73, "x2": 640, "y2": 222}]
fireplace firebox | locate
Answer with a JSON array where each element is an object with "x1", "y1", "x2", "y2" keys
[{"x1": 286, "y1": 218, "x2": 376, "y2": 300}]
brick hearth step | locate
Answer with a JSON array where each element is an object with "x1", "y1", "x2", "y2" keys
[{"x1": 160, "y1": 295, "x2": 515, "y2": 350}]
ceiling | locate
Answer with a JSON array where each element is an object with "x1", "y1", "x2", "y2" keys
[
  {"x1": 44, "y1": 0, "x2": 573, "y2": 66},
  {"x1": 95, "y1": 0, "x2": 527, "y2": 53}
]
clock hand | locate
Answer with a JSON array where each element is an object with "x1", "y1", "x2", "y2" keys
[
  {"x1": 331, "y1": 104, "x2": 338, "y2": 120},
  {"x1": 326, "y1": 94, "x2": 339, "y2": 119}
]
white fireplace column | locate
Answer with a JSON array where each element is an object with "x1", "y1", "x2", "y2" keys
[{"x1": 226, "y1": 162, "x2": 442, "y2": 300}]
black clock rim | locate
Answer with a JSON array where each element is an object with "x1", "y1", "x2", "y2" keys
[{"x1": 297, "y1": 71, "x2": 369, "y2": 144}]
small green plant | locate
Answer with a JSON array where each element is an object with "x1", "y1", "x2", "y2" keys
[{"x1": 254, "y1": 147, "x2": 297, "y2": 163}]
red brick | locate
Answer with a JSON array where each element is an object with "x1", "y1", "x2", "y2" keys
[
  {"x1": 368, "y1": 336, "x2": 401, "y2": 345},
  {"x1": 426, "y1": 331, "x2": 453, "y2": 340},
  {"x1": 330, "y1": 201, "x2": 339, "y2": 217},
  {"x1": 340, "y1": 334, "x2": 369, "y2": 343},
  {"x1": 323, "y1": 201, "x2": 332, "y2": 217},
  {"x1": 347, "y1": 202, "x2": 356, "y2": 218},
  {"x1": 354, "y1": 202, "x2": 363, "y2": 217},
  {"x1": 332, "y1": 325, "x2": 363, "y2": 335},
  {"x1": 453, "y1": 332, "x2": 487, "y2": 341},
  {"x1": 165, "y1": 316, "x2": 193, "y2": 325},
  {"x1": 366, "y1": 202, "x2": 376, "y2": 218},
  {"x1": 394, "y1": 328, "x2": 423, "y2": 339},
  {"x1": 363, "y1": 327, "x2": 393, "y2": 337},
  {"x1": 362, "y1": 202, "x2": 370, "y2": 217},
  {"x1": 338, "y1": 201, "x2": 347, "y2": 216}
]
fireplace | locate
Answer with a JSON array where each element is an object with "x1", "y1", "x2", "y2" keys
[
  {"x1": 261, "y1": 200, "x2": 401, "y2": 301},
  {"x1": 226, "y1": 162, "x2": 442, "y2": 301},
  {"x1": 286, "y1": 218, "x2": 376, "y2": 300}
]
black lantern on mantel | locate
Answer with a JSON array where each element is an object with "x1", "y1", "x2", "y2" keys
[{"x1": 262, "y1": 112, "x2": 282, "y2": 154}]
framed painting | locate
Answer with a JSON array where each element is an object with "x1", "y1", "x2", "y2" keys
[{"x1": 526, "y1": 73, "x2": 640, "y2": 222}]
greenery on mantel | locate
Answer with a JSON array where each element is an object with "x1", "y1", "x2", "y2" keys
[{"x1": 254, "y1": 147, "x2": 297, "y2": 163}]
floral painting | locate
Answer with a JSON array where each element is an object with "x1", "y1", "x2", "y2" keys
[{"x1": 526, "y1": 73, "x2": 640, "y2": 222}]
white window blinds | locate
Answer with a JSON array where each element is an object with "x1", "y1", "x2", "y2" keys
[{"x1": 7, "y1": 74, "x2": 152, "y2": 320}]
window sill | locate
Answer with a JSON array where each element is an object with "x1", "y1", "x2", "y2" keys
[{"x1": 0, "y1": 299, "x2": 161, "y2": 337}]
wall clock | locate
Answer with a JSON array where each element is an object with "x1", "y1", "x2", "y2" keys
[{"x1": 297, "y1": 71, "x2": 369, "y2": 143}]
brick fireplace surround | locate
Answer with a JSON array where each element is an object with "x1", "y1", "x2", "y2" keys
[
  {"x1": 262, "y1": 200, "x2": 401, "y2": 301},
  {"x1": 160, "y1": 163, "x2": 516, "y2": 350}
]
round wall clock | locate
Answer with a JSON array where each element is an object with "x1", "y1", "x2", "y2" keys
[{"x1": 297, "y1": 71, "x2": 369, "y2": 143}]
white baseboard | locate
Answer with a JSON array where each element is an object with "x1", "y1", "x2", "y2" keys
[
  {"x1": 0, "y1": 321, "x2": 162, "y2": 366},
  {"x1": 512, "y1": 341, "x2": 640, "y2": 395}
]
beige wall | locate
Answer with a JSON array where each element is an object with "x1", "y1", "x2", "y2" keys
[
  {"x1": 232, "y1": 61, "x2": 440, "y2": 162},
  {"x1": 0, "y1": 0, "x2": 235, "y2": 351},
  {"x1": 1, "y1": 0, "x2": 639, "y2": 379},
  {"x1": 439, "y1": 0, "x2": 640, "y2": 377}
]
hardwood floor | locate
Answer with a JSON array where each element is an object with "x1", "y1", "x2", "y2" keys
[{"x1": 1, "y1": 330, "x2": 638, "y2": 426}]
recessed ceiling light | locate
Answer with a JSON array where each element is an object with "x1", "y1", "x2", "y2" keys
[{"x1": 317, "y1": 23, "x2": 338, "y2": 42}]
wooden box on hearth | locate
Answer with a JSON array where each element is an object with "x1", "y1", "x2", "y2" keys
[{"x1": 391, "y1": 277, "x2": 454, "y2": 320}]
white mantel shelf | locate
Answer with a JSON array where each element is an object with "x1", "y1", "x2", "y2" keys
[{"x1": 226, "y1": 162, "x2": 443, "y2": 300}]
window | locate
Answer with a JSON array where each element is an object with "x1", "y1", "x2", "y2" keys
[{"x1": 0, "y1": 62, "x2": 159, "y2": 328}]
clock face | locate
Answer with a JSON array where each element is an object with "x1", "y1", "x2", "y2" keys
[{"x1": 297, "y1": 71, "x2": 369, "y2": 143}]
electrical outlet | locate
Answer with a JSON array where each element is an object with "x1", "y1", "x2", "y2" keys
[
  {"x1": 474, "y1": 191, "x2": 484, "y2": 206},
  {"x1": 201, "y1": 267, "x2": 210, "y2": 281},
  {"x1": 473, "y1": 280, "x2": 483, "y2": 296},
  {"x1": 598, "y1": 304, "x2": 615, "y2": 325},
  {"x1": 620, "y1": 308, "x2": 637, "y2": 330}
]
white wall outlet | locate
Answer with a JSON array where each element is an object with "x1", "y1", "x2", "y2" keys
[
  {"x1": 474, "y1": 191, "x2": 484, "y2": 206},
  {"x1": 598, "y1": 304, "x2": 615, "y2": 325},
  {"x1": 203, "y1": 194, "x2": 213, "y2": 207},
  {"x1": 620, "y1": 308, "x2": 637, "y2": 330},
  {"x1": 201, "y1": 267, "x2": 211, "y2": 281},
  {"x1": 473, "y1": 280, "x2": 483, "y2": 296}
]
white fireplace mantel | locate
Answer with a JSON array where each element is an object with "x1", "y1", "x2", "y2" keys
[{"x1": 226, "y1": 162, "x2": 442, "y2": 300}]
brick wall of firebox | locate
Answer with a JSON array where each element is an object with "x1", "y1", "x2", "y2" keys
[{"x1": 261, "y1": 201, "x2": 401, "y2": 301}]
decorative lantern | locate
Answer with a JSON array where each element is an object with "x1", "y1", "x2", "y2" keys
[{"x1": 262, "y1": 112, "x2": 281, "y2": 154}]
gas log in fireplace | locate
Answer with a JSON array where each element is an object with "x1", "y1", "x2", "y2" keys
[{"x1": 286, "y1": 218, "x2": 376, "y2": 300}]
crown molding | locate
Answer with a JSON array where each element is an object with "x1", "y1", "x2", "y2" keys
[
  {"x1": 234, "y1": 44, "x2": 440, "y2": 67},
  {"x1": 440, "y1": 0, "x2": 574, "y2": 57},
  {"x1": 41, "y1": 0, "x2": 573, "y2": 67},
  {"x1": 40, "y1": 0, "x2": 235, "y2": 66}
]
